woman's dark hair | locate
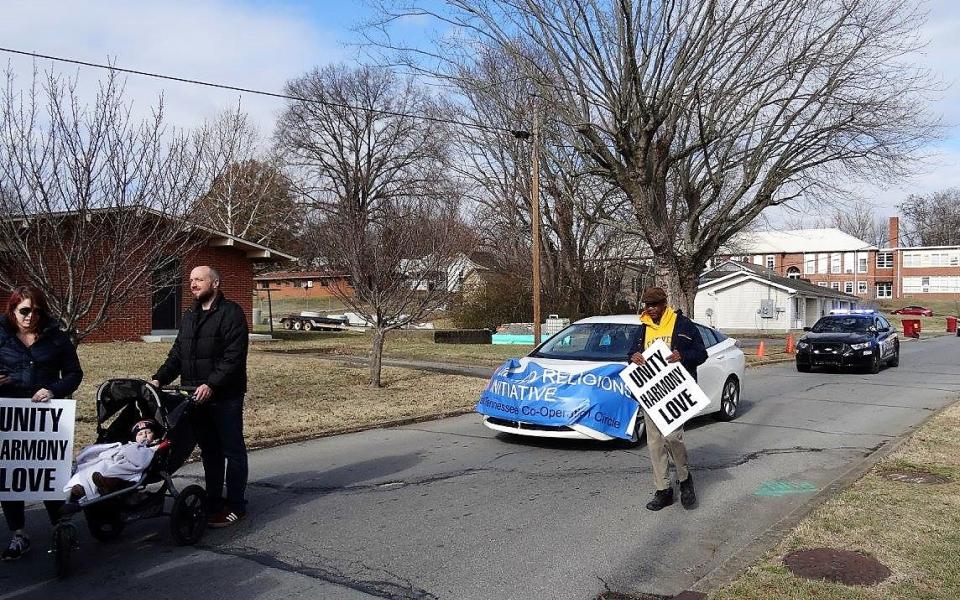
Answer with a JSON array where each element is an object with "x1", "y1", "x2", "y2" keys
[{"x1": 5, "y1": 286, "x2": 50, "y2": 331}]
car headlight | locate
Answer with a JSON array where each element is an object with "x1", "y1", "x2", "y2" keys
[
  {"x1": 850, "y1": 342, "x2": 871, "y2": 350},
  {"x1": 797, "y1": 341, "x2": 809, "y2": 349}
]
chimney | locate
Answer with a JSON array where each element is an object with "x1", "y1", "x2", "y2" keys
[{"x1": 888, "y1": 216, "x2": 899, "y2": 249}]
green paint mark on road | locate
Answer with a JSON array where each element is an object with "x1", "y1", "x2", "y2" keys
[{"x1": 754, "y1": 480, "x2": 819, "y2": 497}]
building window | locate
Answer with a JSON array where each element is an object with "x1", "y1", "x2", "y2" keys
[
  {"x1": 843, "y1": 252, "x2": 855, "y2": 273},
  {"x1": 804, "y1": 254, "x2": 815, "y2": 274},
  {"x1": 766, "y1": 255, "x2": 775, "y2": 269},
  {"x1": 787, "y1": 266, "x2": 801, "y2": 279},
  {"x1": 877, "y1": 252, "x2": 893, "y2": 269},
  {"x1": 817, "y1": 254, "x2": 828, "y2": 274},
  {"x1": 844, "y1": 281, "x2": 854, "y2": 294},
  {"x1": 830, "y1": 253, "x2": 841, "y2": 274},
  {"x1": 876, "y1": 282, "x2": 892, "y2": 298},
  {"x1": 817, "y1": 282, "x2": 828, "y2": 287},
  {"x1": 293, "y1": 280, "x2": 304, "y2": 288},
  {"x1": 258, "y1": 281, "x2": 269, "y2": 289},
  {"x1": 306, "y1": 280, "x2": 314, "y2": 288},
  {"x1": 830, "y1": 282, "x2": 840, "y2": 290},
  {"x1": 858, "y1": 281, "x2": 867, "y2": 294},
  {"x1": 753, "y1": 255, "x2": 763, "y2": 265},
  {"x1": 858, "y1": 252, "x2": 868, "y2": 273}
]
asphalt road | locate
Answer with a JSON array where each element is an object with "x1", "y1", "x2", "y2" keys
[{"x1": 3, "y1": 336, "x2": 960, "y2": 600}]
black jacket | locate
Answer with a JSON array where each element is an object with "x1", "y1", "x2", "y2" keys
[
  {"x1": 635, "y1": 311, "x2": 708, "y2": 381},
  {"x1": 0, "y1": 316, "x2": 83, "y2": 398},
  {"x1": 153, "y1": 292, "x2": 249, "y2": 398}
]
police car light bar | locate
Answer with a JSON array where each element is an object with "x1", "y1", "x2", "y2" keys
[{"x1": 829, "y1": 309, "x2": 876, "y2": 315}]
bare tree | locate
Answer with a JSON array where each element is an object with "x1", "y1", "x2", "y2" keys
[
  {"x1": 783, "y1": 199, "x2": 888, "y2": 247},
  {"x1": 369, "y1": 0, "x2": 936, "y2": 313},
  {"x1": 193, "y1": 107, "x2": 301, "y2": 248},
  {"x1": 0, "y1": 68, "x2": 210, "y2": 342},
  {"x1": 275, "y1": 64, "x2": 470, "y2": 386},
  {"x1": 450, "y1": 48, "x2": 643, "y2": 317},
  {"x1": 898, "y1": 188, "x2": 960, "y2": 246}
]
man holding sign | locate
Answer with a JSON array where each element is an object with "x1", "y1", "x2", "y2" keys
[{"x1": 628, "y1": 287, "x2": 707, "y2": 511}]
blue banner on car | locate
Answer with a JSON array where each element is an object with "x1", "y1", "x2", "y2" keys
[{"x1": 476, "y1": 359, "x2": 640, "y2": 439}]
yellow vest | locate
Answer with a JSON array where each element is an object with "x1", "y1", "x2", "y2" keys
[{"x1": 640, "y1": 306, "x2": 677, "y2": 350}]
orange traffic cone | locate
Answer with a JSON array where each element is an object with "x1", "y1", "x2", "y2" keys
[
  {"x1": 756, "y1": 339, "x2": 766, "y2": 358},
  {"x1": 786, "y1": 334, "x2": 795, "y2": 354}
]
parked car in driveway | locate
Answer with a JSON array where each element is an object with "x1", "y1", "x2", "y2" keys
[
  {"x1": 892, "y1": 305, "x2": 934, "y2": 316},
  {"x1": 795, "y1": 310, "x2": 899, "y2": 374},
  {"x1": 477, "y1": 315, "x2": 746, "y2": 446}
]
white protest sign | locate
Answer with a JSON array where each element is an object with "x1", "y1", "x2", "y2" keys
[
  {"x1": 0, "y1": 398, "x2": 75, "y2": 501},
  {"x1": 618, "y1": 339, "x2": 710, "y2": 437}
]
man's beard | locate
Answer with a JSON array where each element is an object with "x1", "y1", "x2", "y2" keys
[{"x1": 194, "y1": 288, "x2": 216, "y2": 303}]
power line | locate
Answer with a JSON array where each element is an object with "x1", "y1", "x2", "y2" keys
[{"x1": 0, "y1": 46, "x2": 521, "y2": 136}]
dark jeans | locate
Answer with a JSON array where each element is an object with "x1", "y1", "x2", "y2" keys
[
  {"x1": 192, "y1": 395, "x2": 248, "y2": 511},
  {"x1": 2, "y1": 500, "x2": 64, "y2": 532}
]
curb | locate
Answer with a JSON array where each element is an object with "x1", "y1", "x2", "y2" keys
[{"x1": 688, "y1": 393, "x2": 960, "y2": 595}]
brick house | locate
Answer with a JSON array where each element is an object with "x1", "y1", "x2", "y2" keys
[
  {"x1": 719, "y1": 217, "x2": 960, "y2": 301},
  {"x1": 253, "y1": 271, "x2": 354, "y2": 299},
  {"x1": 1, "y1": 216, "x2": 295, "y2": 342}
]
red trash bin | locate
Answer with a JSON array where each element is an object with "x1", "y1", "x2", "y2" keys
[
  {"x1": 903, "y1": 319, "x2": 921, "y2": 338},
  {"x1": 947, "y1": 316, "x2": 958, "y2": 334}
]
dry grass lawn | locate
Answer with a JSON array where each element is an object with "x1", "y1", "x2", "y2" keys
[
  {"x1": 710, "y1": 399, "x2": 960, "y2": 600},
  {"x1": 72, "y1": 341, "x2": 486, "y2": 450},
  {"x1": 259, "y1": 329, "x2": 531, "y2": 366}
]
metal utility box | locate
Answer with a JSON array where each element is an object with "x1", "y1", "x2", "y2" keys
[{"x1": 759, "y1": 299, "x2": 777, "y2": 319}]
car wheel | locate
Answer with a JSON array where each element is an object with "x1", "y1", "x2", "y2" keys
[
  {"x1": 889, "y1": 344, "x2": 900, "y2": 367},
  {"x1": 869, "y1": 352, "x2": 881, "y2": 374},
  {"x1": 303, "y1": 321, "x2": 314, "y2": 331},
  {"x1": 714, "y1": 376, "x2": 740, "y2": 421},
  {"x1": 796, "y1": 362, "x2": 811, "y2": 373},
  {"x1": 292, "y1": 320, "x2": 303, "y2": 331}
]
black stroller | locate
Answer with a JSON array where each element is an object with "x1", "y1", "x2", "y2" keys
[{"x1": 51, "y1": 379, "x2": 207, "y2": 577}]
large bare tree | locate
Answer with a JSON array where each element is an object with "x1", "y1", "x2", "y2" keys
[
  {"x1": 451, "y1": 48, "x2": 644, "y2": 317},
  {"x1": 898, "y1": 188, "x2": 960, "y2": 246},
  {"x1": 0, "y1": 68, "x2": 210, "y2": 342},
  {"x1": 276, "y1": 64, "x2": 470, "y2": 386},
  {"x1": 370, "y1": 0, "x2": 936, "y2": 312},
  {"x1": 193, "y1": 107, "x2": 301, "y2": 249}
]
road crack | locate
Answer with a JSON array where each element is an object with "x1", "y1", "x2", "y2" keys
[{"x1": 197, "y1": 542, "x2": 439, "y2": 600}]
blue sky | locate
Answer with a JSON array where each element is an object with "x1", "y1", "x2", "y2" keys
[{"x1": 1, "y1": 0, "x2": 958, "y2": 221}]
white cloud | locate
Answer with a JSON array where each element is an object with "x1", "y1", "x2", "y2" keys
[{"x1": 0, "y1": 0, "x2": 345, "y2": 136}]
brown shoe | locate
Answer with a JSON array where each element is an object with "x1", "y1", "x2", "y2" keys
[{"x1": 92, "y1": 472, "x2": 131, "y2": 495}]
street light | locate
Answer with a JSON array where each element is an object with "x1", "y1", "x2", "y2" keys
[{"x1": 512, "y1": 102, "x2": 542, "y2": 345}]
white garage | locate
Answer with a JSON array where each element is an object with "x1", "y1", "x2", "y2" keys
[{"x1": 695, "y1": 261, "x2": 860, "y2": 333}]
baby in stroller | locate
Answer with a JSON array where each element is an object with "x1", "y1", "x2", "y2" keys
[{"x1": 65, "y1": 419, "x2": 163, "y2": 501}]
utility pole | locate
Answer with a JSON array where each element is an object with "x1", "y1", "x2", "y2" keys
[{"x1": 531, "y1": 101, "x2": 542, "y2": 345}]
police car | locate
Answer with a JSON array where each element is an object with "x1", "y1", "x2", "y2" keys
[{"x1": 795, "y1": 310, "x2": 899, "y2": 374}]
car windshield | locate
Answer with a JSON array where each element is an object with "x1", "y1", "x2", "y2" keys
[
  {"x1": 532, "y1": 323, "x2": 642, "y2": 361},
  {"x1": 811, "y1": 317, "x2": 872, "y2": 333}
]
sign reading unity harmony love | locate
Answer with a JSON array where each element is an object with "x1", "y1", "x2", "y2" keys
[
  {"x1": 618, "y1": 339, "x2": 709, "y2": 437},
  {"x1": 0, "y1": 398, "x2": 75, "y2": 501}
]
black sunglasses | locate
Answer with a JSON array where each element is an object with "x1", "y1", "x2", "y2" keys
[{"x1": 17, "y1": 307, "x2": 36, "y2": 316}]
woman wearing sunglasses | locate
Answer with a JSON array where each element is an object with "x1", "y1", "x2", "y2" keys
[{"x1": 0, "y1": 286, "x2": 83, "y2": 561}]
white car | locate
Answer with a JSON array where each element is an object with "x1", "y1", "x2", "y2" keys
[{"x1": 480, "y1": 315, "x2": 745, "y2": 445}]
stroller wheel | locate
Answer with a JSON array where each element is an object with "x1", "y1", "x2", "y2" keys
[
  {"x1": 170, "y1": 484, "x2": 207, "y2": 545},
  {"x1": 52, "y1": 522, "x2": 77, "y2": 579},
  {"x1": 85, "y1": 506, "x2": 125, "y2": 542}
]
